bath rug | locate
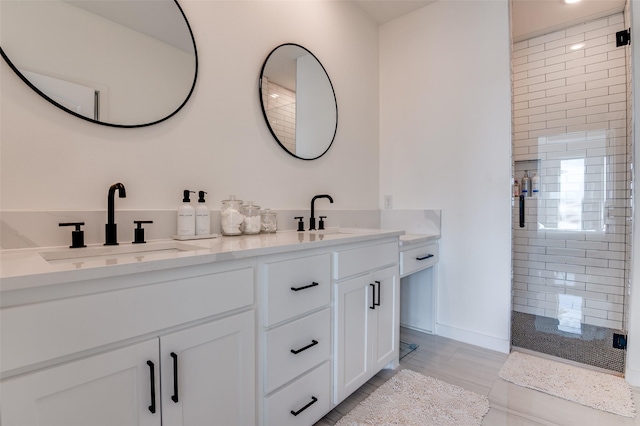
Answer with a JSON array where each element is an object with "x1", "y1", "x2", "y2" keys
[
  {"x1": 499, "y1": 351, "x2": 635, "y2": 418},
  {"x1": 335, "y1": 369, "x2": 490, "y2": 426}
]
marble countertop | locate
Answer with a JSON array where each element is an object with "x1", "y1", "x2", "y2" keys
[
  {"x1": 0, "y1": 228, "x2": 405, "y2": 292},
  {"x1": 399, "y1": 233, "x2": 440, "y2": 246}
]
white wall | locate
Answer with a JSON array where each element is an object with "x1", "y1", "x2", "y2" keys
[
  {"x1": 379, "y1": 0, "x2": 513, "y2": 352},
  {"x1": 0, "y1": 1, "x2": 379, "y2": 213}
]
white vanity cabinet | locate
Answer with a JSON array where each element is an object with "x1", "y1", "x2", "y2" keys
[
  {"x1": 0, "y1": 261, "x2": 255, "y2": 426},
  {"x1": 1, "y1": 338, "x2": 161, "y2": 426},
  {"x1": 0, "y1": 229, "x2": 405, "y2": 426},
  {"x1": 159, "y1": 311, "x2": 255, "y2": 426},
  {"x1": 399, "y1": 239, "x2": 439, "y2": 334},
  {"x1": 1, "y1": 311, "x2": 254, "y2": 426},
  {"x1": 333, "y1": 241, "x2": 399, "y2": 404},
  {"x1": 259, "y1": 252, "x2": 332, "y2": 426}
]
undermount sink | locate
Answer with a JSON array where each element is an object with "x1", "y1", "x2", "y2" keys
[
  {"x1": 40, "y1": 241, "x2": 202, "y2": 262},
  {"x1": 306, "y1": 227, "x2": 371, "y2": 235},
  {"x1": 305, "y1": 228, "x2": 357, "y2": 235}
]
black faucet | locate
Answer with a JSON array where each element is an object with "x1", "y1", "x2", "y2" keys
[
  {"x1": 105, "y1": 182, "x2": 126, "y2": 245},
  {"x1": 309, "y1": 194, "x2": 333, "y2": 230}
]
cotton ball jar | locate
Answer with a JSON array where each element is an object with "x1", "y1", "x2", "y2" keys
[
  {"x1": 242, "y1": 201, "x2": 262, "y2": 235},
  {"x1": 220, "y1": 195, "x2": 244, "y2": 236}
]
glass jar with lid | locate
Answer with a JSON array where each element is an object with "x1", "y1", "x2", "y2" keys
[
  {"x1": 220, "y1": 195, "x2": 244, "y2": 236},
  {"x1": 260, "y1": 208, "x2": 277, "y2": 233},
  {"x1": 242, "y1": 201, "x2": 262, "y2": 235}
]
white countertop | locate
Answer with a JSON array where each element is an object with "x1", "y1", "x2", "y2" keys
[
  {"x1": 399, "y1": 233, "x2": 440, "y2": 246},
  {"x1": 0, "y1": 228, "x2": 404, "y2": 292}
]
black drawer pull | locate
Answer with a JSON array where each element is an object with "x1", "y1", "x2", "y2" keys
[
  {"x1": 171, "y1": 352, "x2": 179, "y2": 403},
  {"x1": 416, "y1": 254, "x2": 434, "y2": 261},
  {"x1": 291, "y1": 282, "x2": 319, "y2": 291},
  {"x1": 147, "y1": 360, "x2": 156, "y2": 414},
  {"x1": 290, "y1": 396, "x2": 318, "y2": 416},
  {"x1": 370, "y1": 283, "x2": 376, "y2": 310},
  {"x1": 375, "y1": 280, "x2": 381, "y2": 306},
  {"x1": 291, "y1": 340, "x2": 318, "y2": 354}
]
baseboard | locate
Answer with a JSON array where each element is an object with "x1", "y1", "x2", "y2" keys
[
  {"x1": 435, "y1": 323, "x2": 510, "y2": 354},
  {"x1": 624, "y1": 366, "x2": 640, "y2": 386}
]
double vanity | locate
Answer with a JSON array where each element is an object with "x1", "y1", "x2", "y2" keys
[{"x1": 0, "y1": 228, "x2": 438, "y2": 426}]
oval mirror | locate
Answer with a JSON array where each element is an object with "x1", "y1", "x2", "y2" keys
[
  {"x1": 259, "y1": 44, "x2": 338, "y2": 160},
  {"x1": 0, "y1": 0, "x2": 197, "y2": 128}
]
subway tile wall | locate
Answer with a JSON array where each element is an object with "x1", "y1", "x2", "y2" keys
[
  {"x1": 262, "y1": 76, "x2": 297, "y2": 154},
  {"x1": 511, "y1": 14, "x2": 631, "y2": 331}
]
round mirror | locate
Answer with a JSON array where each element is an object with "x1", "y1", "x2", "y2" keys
[
  {"x1": 0, "y1": 0, "x2": 197, "y2": 128},
  {"x1": 259, "y1": 44, "x2": 338, "y2": 160}
]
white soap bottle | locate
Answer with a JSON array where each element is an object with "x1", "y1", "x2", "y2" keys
[
  {"x1": 178, "y1": 190, "x2": 196, "y2": 236},
  {"x1": 195, "y1": 191, "x2": 211, "y2": 236},
  {"x1": 521, "y1": 170, "x2": 530, "y2": 197},
  {"x1": 531, "y1": 172, "x2": 540, "y2": 197}
]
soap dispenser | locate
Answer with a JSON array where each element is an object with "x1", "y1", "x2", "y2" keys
[
  {"x1": 521, "y1": 171, "x2": 531, "y2": 197},
  {"x1": 178, "y1": 190, "x2": 196, "y2": 236},
  {"x1": 531, "y1": 172, "x2": 540, "y2": 197},
  {"x1": 195, "y1": 191, "x2": 211, "y2": 236}
]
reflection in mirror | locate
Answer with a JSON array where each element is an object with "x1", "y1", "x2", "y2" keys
[
  {"x1": 0, "y1": 0, "x2": 197, "y2": 127},
  {"x1": 259, "y1": 44, "x2": 337, "y2": 160}
]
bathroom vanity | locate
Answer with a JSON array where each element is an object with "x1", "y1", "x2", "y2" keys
[
  {"x1": 399, "y1": 235, "x2": 439, "y2": 334},
  {"x1": 0, "y1": 228, "x2": 402, "y2": 426}
]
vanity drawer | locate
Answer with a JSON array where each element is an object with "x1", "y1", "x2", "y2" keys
[
  {"x1": 400, "y1": 242, "x2": 438, "y2": 277},
  {"x1": 333, "y1": 241, "x2": 398, "y2": 280},
  {"x1": 264, "y1": 253, "x2": 330, "y2": 326},
  {"x1": 264, "y1": 362, "x2": 331, "y2": 426},
  {"x1": 265, "y1": 308, "x2": 330, "y2": 393},
  {"x1": 1, "y1": 267, "x2": 254, "y2": 373}
]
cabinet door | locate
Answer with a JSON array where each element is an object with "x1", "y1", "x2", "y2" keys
[
  {"x1": 370, "y1": 266, "x2": 399, "y2": 372},
  {"x1": 1, "y1": 339, "x2": 160, "y2": 426},
  {"x1": 334, "y1": 274, "x2": 371, "y2": 404},
  {"x1": 160, "y1": 310, "x2": 255, "y2": 426}
]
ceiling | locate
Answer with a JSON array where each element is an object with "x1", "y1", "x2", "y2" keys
[
  {"x1": 353, "y1": 0, "x2": 626, "y2": 42},
  {"x1": 353, "y1": 0, "x2": 435, "y2": 24},
  {"x1": 511, "y1": 0, "x2": 626, "y2": 42}
]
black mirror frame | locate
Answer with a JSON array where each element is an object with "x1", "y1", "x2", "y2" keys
[
  {"x1": 0, "y1": 0, "x2": 198, "y2": 128},
  {"x1": 259, "y1": 43, "x2": 338, "y2": 161}
]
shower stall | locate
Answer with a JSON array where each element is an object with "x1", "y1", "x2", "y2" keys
[{"x1": 511, "y1": 9, "x2": 632, "y2": 373}]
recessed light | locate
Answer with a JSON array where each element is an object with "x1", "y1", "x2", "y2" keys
[
  {"x1": 270, "y1": 94, "x2": 280, "y2": 98},
  {"x1": 564, "y1": 0, "x2": 581, "y2": 4},
  {"x1": 570, "y1": 43, "x2": 585, "y2": 50}
]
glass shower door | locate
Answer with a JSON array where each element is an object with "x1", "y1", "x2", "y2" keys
[{"x1": 511, "y1": 13, "x2": 631, "y2": 373}]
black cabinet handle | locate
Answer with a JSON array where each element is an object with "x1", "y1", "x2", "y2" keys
[
  {"x1": 370, "y1": 283, "x2": 376, "y2": 309},
  {"x1": 290, "y1": 396, "x2": 318, "y2": 416},
  {"x1": 291, "y1": 340, "x2": 318, "y2": 355},
  {"x1": 416, "y1": 254, "x2": 434, "y2": 261},
  {"x1": 375, "y1": 280, "x2": 381, "y2": 307},
  {"x1": 291, "y1": 282, "x2": 319, "y2": 292},
  {"x1": 171, "y1": 352, "x2": 179, "y2": 403},
  {"x1": 519, "y1": 194, "x2": 525, "y2": 228},
  {"x1": 147, "y1": 361, "x2": 156, "y2": 414}
]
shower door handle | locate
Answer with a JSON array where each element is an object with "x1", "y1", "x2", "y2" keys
[{"x1": 519, "y1": 195, "x2": 525, "y2": 228}]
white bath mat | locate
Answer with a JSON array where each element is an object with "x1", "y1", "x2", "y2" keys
[
  {"x1": 335, "y1": 369, "x2": 490, "y2": 426},
  {"x1": 499, "y1": 351, "x2": 635, "y2": 418}
]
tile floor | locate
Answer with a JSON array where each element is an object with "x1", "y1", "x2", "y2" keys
[{"x1": 316, "y1": 327, "x2": 640, "y2": 425}]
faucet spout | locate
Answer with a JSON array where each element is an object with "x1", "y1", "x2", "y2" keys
[
  {"x1": 105, "y1": 182, "x2": 126, "y2": 245},
  {"x1": 310, "y1": 194, "x2": 333, "y2": 230}
]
